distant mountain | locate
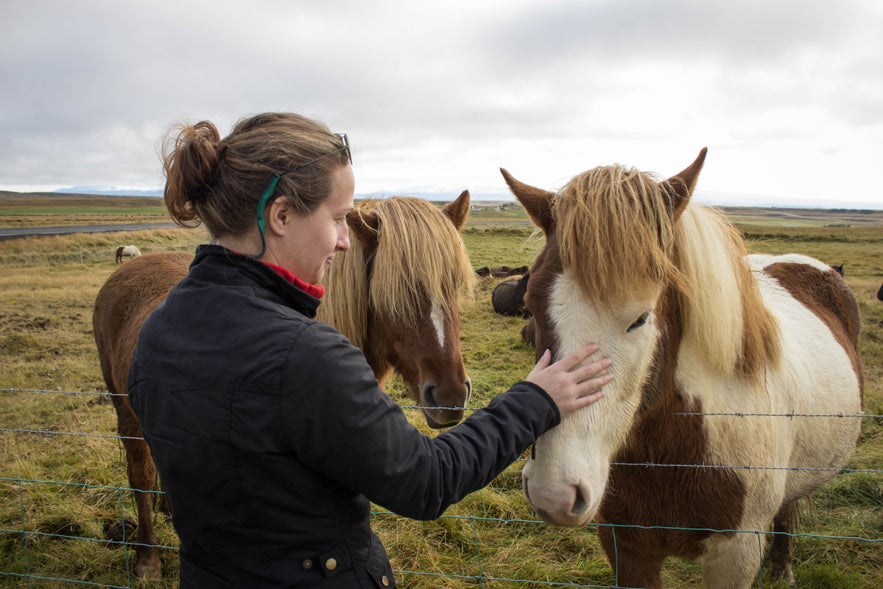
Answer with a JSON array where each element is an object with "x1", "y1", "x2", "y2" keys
[{"x1": 360, "y1": 189, "x2": 513, "y2": 202}]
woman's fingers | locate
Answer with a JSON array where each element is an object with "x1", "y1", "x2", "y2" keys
[
  {"x1": 569, "y1": 388, "x2": 607, "y2": 412},
  {"x1": 527, "y1": 344, "x2": 613, "y2": 418},
  {"x1": 527, "y1": 349, "x2": 553, "y2": 379},
  {"x1": 556, "y1": 343, "x2": 601, "y2": 371},
  {"x1": 576, "y1": 356, "x2": 613, "y2": 384},
  {"x1": 524, "y1": 343, "x2": 613, "y2": 416}
]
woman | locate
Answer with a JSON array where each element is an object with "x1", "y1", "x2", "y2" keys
[{"x1": 128, "y1": 112, "x2": 613, "y2": 588}]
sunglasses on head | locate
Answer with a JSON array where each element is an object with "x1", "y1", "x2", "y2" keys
[{"x1": 256, "y1": 133, "x2": 351, "y2": 234}]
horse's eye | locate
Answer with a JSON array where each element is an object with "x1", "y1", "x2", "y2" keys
[{"x1": 627, "y1": 312, "x2": 650, "y2": 333}]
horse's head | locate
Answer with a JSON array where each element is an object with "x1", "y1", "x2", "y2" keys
[
  {"x1": 320, "y1": 191, "x2": 475, "y2": 429},
  {"x1": 500, "y1": 149, "x2": 707, "y2": 526}
]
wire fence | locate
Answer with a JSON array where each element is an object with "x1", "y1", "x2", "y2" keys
[{"x1": 1, "y1": 387, "x2": 880, "y2": 588}]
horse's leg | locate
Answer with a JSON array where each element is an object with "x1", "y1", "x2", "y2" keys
[
  {"x1": 114, "y1": 399, "x2": 163, "y2": 580},
  {"x1": 598, "y1": 527, "x2": 664, "y2": 589},
  {"x1": 769, "y1": 502, "x2": 797, "y2": 586},
  {"x1": 698, "y1": 532, "x2": 765, "y2": 589}
]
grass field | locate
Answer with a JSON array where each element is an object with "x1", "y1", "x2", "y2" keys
[{"x1": 0, "y1": 195, "x2": 880, "y2": 588}]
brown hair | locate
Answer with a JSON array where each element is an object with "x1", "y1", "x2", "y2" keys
[{"x1": 161, "y1": 112, "x2": 350, "y2": 237}]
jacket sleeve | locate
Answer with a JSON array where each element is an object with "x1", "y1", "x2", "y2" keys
[{"x1": 278, "y1": 321, "x2": 560, "y2": 520}]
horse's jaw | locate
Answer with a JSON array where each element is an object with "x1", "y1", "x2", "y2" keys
[{"x1": 521, "y1": 271, "x2": 659, "y2": 527}]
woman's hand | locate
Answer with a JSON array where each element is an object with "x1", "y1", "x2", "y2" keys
[{"x1": 526, "y1": 344, "x2": 612, "y2": 419}]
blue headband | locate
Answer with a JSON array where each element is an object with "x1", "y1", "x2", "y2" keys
[{"x1": 256, "y1": 174, "x2": 282, "y2": 235}]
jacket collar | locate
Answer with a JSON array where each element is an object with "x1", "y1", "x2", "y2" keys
[{"x1": 190, "y1": 244, "x2": 322, "y2": 318}]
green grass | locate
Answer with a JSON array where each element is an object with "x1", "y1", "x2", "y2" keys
[{"x1": 0, "y1": 201, "x2": 880, "y2": 588}]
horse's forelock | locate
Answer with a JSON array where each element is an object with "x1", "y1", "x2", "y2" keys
[
  {"x1": 368, "y1": 198, "x2": 474, "y2": 325},
  {"x1": 555, "y1": 165, "x2": 680, "y2": 304}
]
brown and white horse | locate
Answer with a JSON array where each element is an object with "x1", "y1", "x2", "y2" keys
[
  {"x1": 501, "y1": 150, "x2": 863, "y2": 588},
  {"x1": 92, "y1": 192, "x2": 474, "y2": 579}
]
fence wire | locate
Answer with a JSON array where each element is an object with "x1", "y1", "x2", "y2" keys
[{"x1": 0, "y1": 387, "x2": 880, "y2": 588}]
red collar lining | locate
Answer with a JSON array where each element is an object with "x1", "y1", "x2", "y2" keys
[{"x1": 261, "y1": 261, "x2": 325, "y2": 299}]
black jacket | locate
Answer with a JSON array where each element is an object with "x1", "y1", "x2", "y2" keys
[{"x1": 128, "y1": 245, "x2": 561, "y2": 588}]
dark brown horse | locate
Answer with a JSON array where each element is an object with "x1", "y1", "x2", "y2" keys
[
  {"x1": 93, "y1": 192, "x2": 474, "y2": 579},
  {"x1": 502, "y1": 150, "x2": 863, "y2": 588},
  {"x1": 491, "y1": 272, "x2": 531, "y2": 318}
]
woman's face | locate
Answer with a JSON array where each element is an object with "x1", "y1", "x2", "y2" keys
[{"x1": 276, "y1": 164, "x2": 354, "y2": 284}]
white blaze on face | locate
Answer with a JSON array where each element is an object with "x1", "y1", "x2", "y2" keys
[
  {"x1": 430, "y1": 298, "x2": 446, "y2": 349},
  {"x1": 522, "y1": 270, "x2": 662, "y2": 527}
]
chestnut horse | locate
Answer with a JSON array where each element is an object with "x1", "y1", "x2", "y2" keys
[
  {"x1": 92, "y1": 192, "x2": 474, "y2": 579},
  {"x1": 502, "y1": 150, "x2": 863, "y2": 588}
]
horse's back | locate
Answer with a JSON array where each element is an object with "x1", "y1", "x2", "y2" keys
[
  {"x1": 748, "y1": 253, "x2": 862, "y2": 357},
  {"x1": 93, "y1": 252, "x2": 192, "y2": 393}
]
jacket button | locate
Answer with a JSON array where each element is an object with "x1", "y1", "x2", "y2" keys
[
  {"x1": 381, "y1": 575, "x2": 390, "y2": 586},
  {"x1": 325, "y1": 558, "x2": 337, "y2": 571},
  {"x1": 302, "y1": 559, "x2": 313, "y2": 569}
]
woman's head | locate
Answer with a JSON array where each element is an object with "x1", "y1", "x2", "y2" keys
[{"x1": 162, "y1": 112, "x2": 351, "y2": 239}]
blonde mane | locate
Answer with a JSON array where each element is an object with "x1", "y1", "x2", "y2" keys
[
  {"x1": 318, "y1": 197, "x2": 474, "y2": 348},
  {"x1": 555, "y1": 164, "x2": 780, "y2": 379}
]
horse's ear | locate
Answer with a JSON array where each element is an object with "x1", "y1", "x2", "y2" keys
[
  {"x1": 347, "y1": 209, "x2": 380, "y2": 252},
  {"x1": 443, "y1": 190, "x2": 470, "y2": 231},
  {"x1": 500, "y1": 168, "x2": 556, "y2": 234},
  {"x1": 665, "y1": 147, "x2": 707, "y2": 218}
]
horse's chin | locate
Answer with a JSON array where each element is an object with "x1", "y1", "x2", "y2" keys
[
  {"x1": 423, "y1": 409, "x2": 464, "y2": 429},
  {"x1": 530, "y1": 503, "x2": 596, "y2": 528}
]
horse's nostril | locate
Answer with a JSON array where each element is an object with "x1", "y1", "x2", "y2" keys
[
  {"x1": 423, "y1": 385, "x2": 437, "y2": 408},
  {"x1": 571, "y1": 486, "x2": 588, "y2": 516}
]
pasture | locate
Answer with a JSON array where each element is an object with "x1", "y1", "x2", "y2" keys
[{"x1": 0, "y1": 196, "x2": 881, "y2": 588}]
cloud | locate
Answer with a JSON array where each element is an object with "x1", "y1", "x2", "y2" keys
[{"x1": 0, "y1": 0, "x2": 881, "y2": 207}]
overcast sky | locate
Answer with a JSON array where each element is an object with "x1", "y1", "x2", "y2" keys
[{"x1": 2, "y1": 0, "x2": 882, "y2": 208}]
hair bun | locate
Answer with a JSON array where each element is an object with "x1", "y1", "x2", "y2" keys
[
  {"x1": 180, "y1": 122, "x2": 223, "y2": 201},
  {"x1": 163, "y1": 120, "x2": 223, "y2": 224}
]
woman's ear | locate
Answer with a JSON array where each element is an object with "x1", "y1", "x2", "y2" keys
[{"x1": 265, "y1": 197, "x2": 291, "y2": 236}]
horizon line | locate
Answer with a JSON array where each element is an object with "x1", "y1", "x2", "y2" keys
[{"x1": 1, "y1": 186, "x2": 881, "y2": 211}]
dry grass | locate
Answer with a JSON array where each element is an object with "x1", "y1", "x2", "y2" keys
[{"x1": 0, "y1": 205, "x2": 880, "y2": 588}]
